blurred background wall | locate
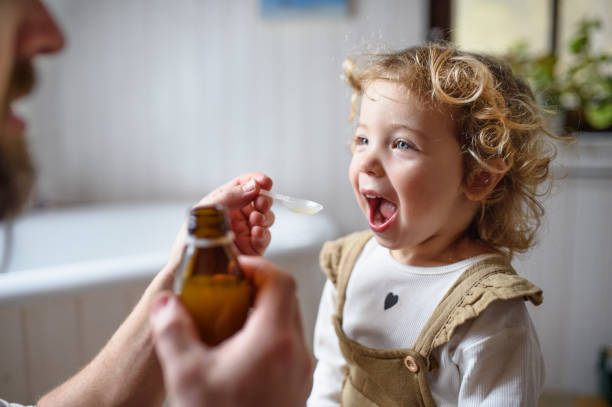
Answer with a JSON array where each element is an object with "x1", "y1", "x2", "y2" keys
[{"x1": 22, "y1": 0, "x2": 428, "y2": 235}]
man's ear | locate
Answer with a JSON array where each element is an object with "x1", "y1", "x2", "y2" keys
[{"x1": 464, "y1": 158, "x2": 507, "y2": 202}]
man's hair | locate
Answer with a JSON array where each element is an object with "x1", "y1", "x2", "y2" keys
[{"x1": 343, "y1": 43, "x2": 559, "y2": 258}]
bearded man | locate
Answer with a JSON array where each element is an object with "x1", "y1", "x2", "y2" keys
[{"x1": 0, "y1": 0, "x2": 61, "y2": 219}]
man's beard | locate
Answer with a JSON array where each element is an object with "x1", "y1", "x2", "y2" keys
[{"x1": 0, "y1": 61, "x2": 36, "y2": 221}]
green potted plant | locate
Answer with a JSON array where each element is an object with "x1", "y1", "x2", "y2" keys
[
  {"x1": 505, "y1": 18, "x2": 612, "y2": 133},
  {"x1": 562, "y1": 19, "x2": 612, "y2": 131}
]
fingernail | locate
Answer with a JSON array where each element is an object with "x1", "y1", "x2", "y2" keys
[{"x1": 242, "y1": 179, "x2": 256, "y2": 192}]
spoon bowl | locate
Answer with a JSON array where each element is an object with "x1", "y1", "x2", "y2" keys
[{"x1": 260, "y1": 190, "x2": 323, "y2": 215}]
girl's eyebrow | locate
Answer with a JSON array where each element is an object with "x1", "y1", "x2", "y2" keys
[
  {"x1": 387, "y1": 122, "x2": 428, "y2": 143},
  {"x1": 356, "y1": 122, "x2": 441, "y2": 143}
]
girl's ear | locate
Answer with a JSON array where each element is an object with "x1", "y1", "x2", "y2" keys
[{"x1": 464, "y1": 158, "x2": 506, "y2": 202}]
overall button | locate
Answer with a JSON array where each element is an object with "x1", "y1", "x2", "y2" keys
[{"x1": 404, "y1": 355, "x2": 419, "y2": 373}]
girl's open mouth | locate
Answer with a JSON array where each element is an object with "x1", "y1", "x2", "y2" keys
[{"x1": 365, "y1": 195, "x2": 398, "y2": 232}]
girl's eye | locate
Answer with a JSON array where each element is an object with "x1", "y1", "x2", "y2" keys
[
  {"x1": 393, "y1": 139, "x2": 413, "y2": 151},
  {"x1": 353, "y1": 136, "x2": 368, "y2": 147}
]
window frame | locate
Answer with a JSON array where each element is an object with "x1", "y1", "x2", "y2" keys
[{"x1": 428, "y1": 0, "x2": 560, "y2": 54}]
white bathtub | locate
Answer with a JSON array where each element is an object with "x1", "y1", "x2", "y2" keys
[{"x1": 0, "y1": 201, "x2": 339, "y2": 404}]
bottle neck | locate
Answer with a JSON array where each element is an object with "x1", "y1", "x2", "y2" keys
[
  {"x1": 187, "y1": 205, "x2": 230, "y2": 239},
  {"x1": 186, "y1": 231, "x2": 235, "y2": 248}
]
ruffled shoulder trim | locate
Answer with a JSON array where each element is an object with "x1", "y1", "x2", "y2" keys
[
  {"x1": 413, "y1": 257, "x2": 543, "y2": 362},
  {"x1": 431, "y1": 270, "x2": 542, "y2": 351},
  {"x1": 319, "y1": 230, "x2": 372, "y2": 286}
]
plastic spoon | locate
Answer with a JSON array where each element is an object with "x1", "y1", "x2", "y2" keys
[{"x1": 260, "y1": 190, "x2": 323, "y2": 215}]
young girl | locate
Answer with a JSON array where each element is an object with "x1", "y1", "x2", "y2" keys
[{"x1": 308, "y1": 43, "x2": 556, "y2": 406}]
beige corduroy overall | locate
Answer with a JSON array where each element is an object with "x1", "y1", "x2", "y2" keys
[{"x1": 320, "y1": 231, "x2": 543, "y2": 407}]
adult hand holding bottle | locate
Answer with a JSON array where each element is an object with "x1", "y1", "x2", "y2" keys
[
  {"x1": 151, "y1": 256, "x2": 314, "y2": 407},
  {"x1": 196, "y1": 172, "x2": 275, "y2": 256},
  {"x1": 38, "y1": 172, "x2": 282, "y2": 407},
  {"x1": 164, "y1": 172, "x2": 275, "y2": 282}
]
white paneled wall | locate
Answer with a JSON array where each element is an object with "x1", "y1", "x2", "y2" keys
[
  {"x1": 24, "y1": 0, "x2": 427, "y2": 234},
  {"x1": 515, "y1": 136, "x2": 612, "y2": 395},
  {"x1": 0, "y1": 279, "x2": 146, "y2": 403}
]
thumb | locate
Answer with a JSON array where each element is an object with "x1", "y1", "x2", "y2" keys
[
  {"x1": 199, "y1": 179, "x2": 260, "y2": 211},
  {"x1": 150, "y1": 293, "x2": 204, "y2": 369},
  {"x1": 223, "y1": 179, "x2": 260, "y2": 210}
]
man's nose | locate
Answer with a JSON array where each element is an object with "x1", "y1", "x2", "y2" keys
[{"x1": 17, "y1": 0, "x2": 65, "y2": 60}]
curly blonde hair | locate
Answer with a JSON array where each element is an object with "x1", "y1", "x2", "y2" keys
[{"x1": 343, "y1": 43, "x2": 559, "y2": 258}]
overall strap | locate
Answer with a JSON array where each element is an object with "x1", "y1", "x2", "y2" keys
[
  {"x1": 321, "y1": 231, "x2": 437, "y2": 406},
  {"x1": 319, "y1": 230, "x2": 373, "y2": 318},
  {"x1": 412, "y1": 255, "x2": 543, "y2": 367}
]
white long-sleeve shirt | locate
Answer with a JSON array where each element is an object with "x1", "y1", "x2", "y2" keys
[{"x1": 308, "y1": 238, "x2": 544, "y2": 406}]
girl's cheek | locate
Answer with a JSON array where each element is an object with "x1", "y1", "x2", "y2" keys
[{"x1": 348, "y1": 160, "x2": 358, "y2": 183}]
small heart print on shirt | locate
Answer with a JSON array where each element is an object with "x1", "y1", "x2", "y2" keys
[{"x1": 384, "y1": 292, "x2": 399, "y2": 310}]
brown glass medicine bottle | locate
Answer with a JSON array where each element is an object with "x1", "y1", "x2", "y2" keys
[{"x1": 174, "y1": 205, "x2": 252, "y2": 346}]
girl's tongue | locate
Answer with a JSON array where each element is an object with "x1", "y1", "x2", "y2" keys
[{"x1": 368, "y1": 197, "x2": 397, "y2": 228}]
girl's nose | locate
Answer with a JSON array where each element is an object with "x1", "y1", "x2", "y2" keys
[
  {"x1": 358, "y1": 149, "x2": 384, "y2": 177},
  {"x1": 17, "y1": 0, "x2": 65, "y2": 60}
]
